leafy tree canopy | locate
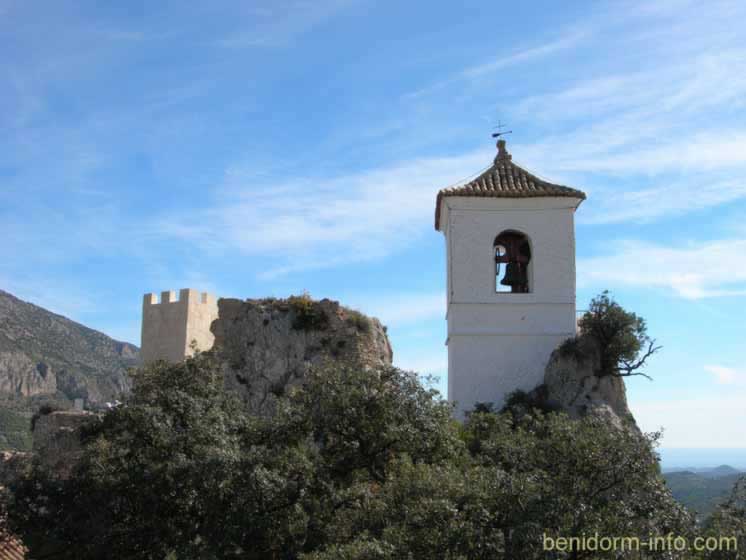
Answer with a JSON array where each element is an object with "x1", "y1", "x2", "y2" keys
[
  {"x1": 577, "y1": 290, "x2": 661, "y2": 379},
  {"x1": 6, "y1": 347, "x2": 699, "y2": 559},
  {"x1": 7, "y1": 292, "x2": 723, "y2": 559}
]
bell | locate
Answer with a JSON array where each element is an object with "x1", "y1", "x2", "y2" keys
[{"x1": 500, "y1": 262, "x2": 522, "y2": 286}]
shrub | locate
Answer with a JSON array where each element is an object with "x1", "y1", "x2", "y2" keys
[
  {"x1": 344, "y1": 309, "x2": 371, "y2": 333},
  {"x1": 501, "y1": 387, "x2": 560, "y2": 416},
  {"x1": 289, "y1": 292, "x2": 329, "y2": 331},
  {"x1": 557, "y1": 336, "x2": 585, "y2": 362}
]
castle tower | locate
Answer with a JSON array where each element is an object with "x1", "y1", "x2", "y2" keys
[
  {"x1": 140, "y1": 288, "x2": 219, "y2": 364},
  {"x1": 435, "y1": 140, "x2": 586, "y2": 417}
]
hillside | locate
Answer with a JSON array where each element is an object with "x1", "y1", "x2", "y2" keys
[
  {"x1": 664, "y1": 468, "x2": 745, "y2": 519},
  {"x1": 665, "y1": 465, "x2": 743, "y2": 478},
  {"x1": 0, "y1": 289, "x2": 139, "y2": 450}
]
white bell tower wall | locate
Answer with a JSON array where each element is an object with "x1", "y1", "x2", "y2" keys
[{"x1": 440, "y1": 196, "x2": 581, "y2": 417}]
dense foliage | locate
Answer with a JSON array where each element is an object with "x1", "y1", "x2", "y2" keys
[
  {"x1": 0, "y1": 407, "x2": 32, "y2": 451},
  {"x1": 5, "y1": 350, "x2": 709, "y2": 559},
  {"x1": 698, "y1": 478, "x2": 746, "y2": 559}
]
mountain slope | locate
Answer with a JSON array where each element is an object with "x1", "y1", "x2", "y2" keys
[
  {"x1": 664, "y1": 465, "x2": 744, "y2": 478},
  {"x1": 0, "y1": 289, "x2": 139, "y2": 450},
  {"x1": 664, "y1": 469, "x2": 745, "y2": 519}
]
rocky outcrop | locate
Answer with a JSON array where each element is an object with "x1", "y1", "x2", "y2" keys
[
  {"x1": 536, "y1": 334, "x2": 638, "y2": 429},
  {"x1": 0, "y1": 351, "x2": 57, "y2": 396},
  {"x1": 212, "y1": 296, "x2": 393, "y2": 415}
]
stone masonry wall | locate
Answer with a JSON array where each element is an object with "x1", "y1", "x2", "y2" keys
[{"x1": 141, "y1": 289, "x2": 218, "y2": 364}]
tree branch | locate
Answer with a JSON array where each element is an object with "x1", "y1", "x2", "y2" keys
[{"x1": 615, "y1": 339, "x2": 661, "y2": 380}]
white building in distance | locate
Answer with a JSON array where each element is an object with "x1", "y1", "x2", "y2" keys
[{"x1": 435, "y1": 139, "x2": 586, "y2": 418}]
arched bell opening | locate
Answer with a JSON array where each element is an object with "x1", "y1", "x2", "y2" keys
[{"x1": 494, "y1": 230, "x2": 531, "y2": 293}]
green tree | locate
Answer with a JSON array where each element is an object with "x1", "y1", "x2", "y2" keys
[
  {"x1": 9, "y1": 353, "x2": 316, "y2": 559},
  {"x1": 699, "y1": 477, "x2": 746, "y2": 560},
  {"x1": 290, "y1": 364, "x2": 460, "y2": 484},
  {"x1": 460, "y1": 409, "x2": 693, "y2": 559},
  {"x1": 308, "y1": 408, "x2": 694, "y2": 560},
  {"x1": 7, "y1": 357, "x2": 460, "y2": 559},
  {"x1": 8, "y1": 348, "x2": 694, "y2": 559},
  {"x1": 280, "y1": 363, "x2": 463, "y2": 554},
  {"x1": 578, "y1": 290, "x2": 661, "y2": 379}
]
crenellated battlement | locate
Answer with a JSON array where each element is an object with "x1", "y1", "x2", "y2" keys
[
  {"x1": 143, "y1": 289, "x2": 216, "y2": 306},
  {"x1": 140, "y1": 288, "x2": 219, "y2": 364}
]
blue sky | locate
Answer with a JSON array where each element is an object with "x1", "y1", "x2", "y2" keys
[{"x1": 2, "y1": 0, "x2": 745, "y2": 464}]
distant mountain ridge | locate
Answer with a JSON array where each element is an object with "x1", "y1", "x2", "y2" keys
[
  {"x1": 664, "y1": 465, "x2": 743, "y2": 478},
  {"x1": 664, "y1": 466, "x2": 745, "y2": 519},
  {"x1": 0, "y1": 289, "x2": 139, "y2": 450}
]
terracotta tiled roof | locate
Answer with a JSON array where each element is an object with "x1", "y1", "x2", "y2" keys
[
  {"x1": 0, "y1": 536, "x2": 27, "y2": 560},
  {"x1": 434, "y1": 140, "x2": 586, "y2": 229}
]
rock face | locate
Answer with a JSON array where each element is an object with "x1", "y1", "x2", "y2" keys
[
  {"x1": 0, "y1": 289, "x2": 138, "y2": 402},
  {"x1": 540, "y1": 335, "x2": 637, "y2": 429},
  {"x1": 212, "y1": 296, "x2": 393, "y2": 415},
  {"x1": 0, "y1": 351, "x2": 57, "y2": 396},
  {"x1": 0, "y1": 289, "x2": 138, "y2": 450}
]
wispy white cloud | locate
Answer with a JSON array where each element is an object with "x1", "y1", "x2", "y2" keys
[
  {"x1": 518, "y1": 130, "x2": 746, "y2": 177},
  {"x1": 704, "y1": 365, "x2": 746, "y2": 385},
  {"x1": 580, "y1": 178, "x2": 746, "y2": 225},
  {"x1": 631, "y1": 392, "x2": 746, "y2": 448},
  {"x1": 404, "y1": 30, "x2": 587, "y2": 99},
  {"x1": 462, "y1": 31, "x2": 587, "y2": 78},
  {"x1": 514, "y1": 49, "x2": 746, "y2": 125},
  {"x1": 578, "y1": 238, "x2": 746, "y2": 299},
  {"x1": 217, "y1": 0, "x2": 356, "y2": 48},
  {"x1": 507, "y1": 46, "x2": 746, "y2": 224},
  {"x1": 156, "y1": 151, "x2": 488, "y2": 275}
]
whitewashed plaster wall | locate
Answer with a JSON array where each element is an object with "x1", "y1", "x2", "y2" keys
[{"x1": 439, "y1": 196, "x2": 582, "y2": 417}]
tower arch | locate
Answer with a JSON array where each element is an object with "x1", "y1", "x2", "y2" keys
[{"x1": 494, "y1": 229, "x2": 532, "y2": 293}]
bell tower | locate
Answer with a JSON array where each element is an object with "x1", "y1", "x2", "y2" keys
[{"x1": 435, "y1": 139, "x2": 586, "y2": 417}]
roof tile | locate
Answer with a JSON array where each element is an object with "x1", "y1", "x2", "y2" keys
[{"x1": 434, "y1": 140, "x2": 586, "y2": 229}]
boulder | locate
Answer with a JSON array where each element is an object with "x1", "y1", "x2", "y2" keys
[{"x1": 541, "y1": 335, "x2": 638, "y2": 429}]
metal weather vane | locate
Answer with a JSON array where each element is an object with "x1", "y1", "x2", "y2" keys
[{"x1": 491, "y1": 121, "x2": 512, "y2": 139}]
